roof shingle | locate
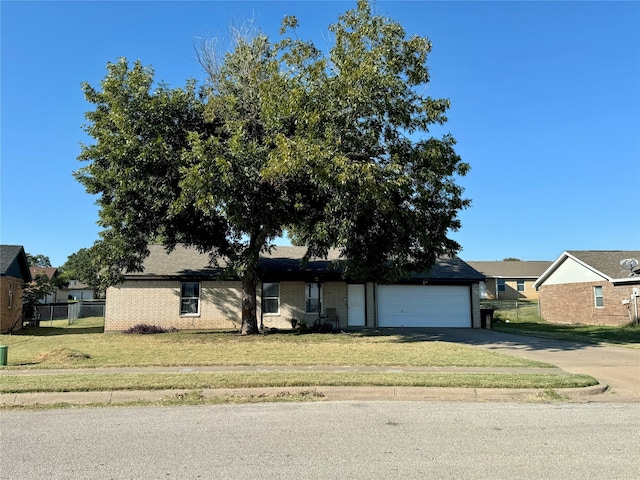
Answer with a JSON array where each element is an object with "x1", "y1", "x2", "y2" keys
[
  {"x1": 566, "y1": 250, "x2": 640, "y2": 279},
  {"x1": 125, "y1": 244, "x2": 484, "y2": 281},
  {"x1": 466, "y1": 261, "x2": 552, "y2": 278}
]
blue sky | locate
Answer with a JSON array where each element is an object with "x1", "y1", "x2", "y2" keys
[{"x1": 2, "y1": 1, "x2": 639, "y2": 267}]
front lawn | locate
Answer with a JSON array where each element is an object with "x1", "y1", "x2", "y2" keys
[
  {"x1": 0, "y1": 317, "x2": 598, "y2": 394},
  {"x1": 3, "y1": 317, "x2": 547, "y2": 369},
  {"x1": 489, "y1": 303, "x2": 640, "y2": 347},
  {"x1": 493, "y1": 320, "x2": 640, "y2": 347}
]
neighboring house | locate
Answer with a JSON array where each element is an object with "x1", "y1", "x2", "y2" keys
[
  {"x1": 1, "y1": 245, "x2": 32, "y2": 333},
  {"x1": 105, "y1": 244, "x2": 486, "y2": 332},
  {"x1": 58, "y1": 280, "x2": 95, "y2": 302},
  {"x1": 29, "y1": 266, "x2": 59, "y2": 303},
  {"x1": 466, "y1": 261, "x2": 552, "y2": 300},
  {"x1": 534, "y1": 250, "x2": 640, "y2": 326}
]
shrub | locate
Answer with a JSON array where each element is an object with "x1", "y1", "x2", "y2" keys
[{"x1": 123, "y1": 324, "x2": 178, "y2": 334}]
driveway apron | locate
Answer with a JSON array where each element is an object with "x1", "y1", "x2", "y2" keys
[{"x1": 389, "y1": 328, "x2": 639, "y2": 402}]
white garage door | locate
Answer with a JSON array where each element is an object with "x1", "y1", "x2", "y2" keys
[{"x1": 377, "y1": 285, "x2": 471, "y2": 328}]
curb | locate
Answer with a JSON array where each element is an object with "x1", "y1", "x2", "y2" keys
[{"x1": 0, "y1": 383, "x2": 610, "y2": 407}]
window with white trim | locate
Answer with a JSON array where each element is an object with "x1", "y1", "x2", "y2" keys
[
  {"x1": 594, "y1": 286, "x2": 604, "y2": 307},
  {"x1": 305, "y1": 283, "x2": 321, "y2": 313},
  {"x1": 497, "y1": 279, "x2": 506, "y2": 292},
  {"x1": 262, "y1": 283, "x2": 280, "y2": 314},
  {"x1": 180, "y1": 282, "x2": 200, "y2": 315},
  {"x1": 517, "y1": 279, "x2": 525, "y2": 292}
]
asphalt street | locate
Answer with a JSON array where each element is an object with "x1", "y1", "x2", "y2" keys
[{"x1": 1, "y1": 401, "x2": 639, "y2": 479}]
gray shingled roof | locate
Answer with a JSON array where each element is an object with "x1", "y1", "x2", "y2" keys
[
  {"x1": 1, "y1": 245, "x2": 32, "y2": 282},
  {"x1": 126, "y1": 244, "x2": 484, "y2": 282},
  {"x1": 466, "y1": 261, "x2": 552, "y2": 278},
  {"x1": 127, "y1": 244, "x2": 344, "y2": 278},
  {"x1": 566, "y1": 250, "x2": 640, "y2": 279}
]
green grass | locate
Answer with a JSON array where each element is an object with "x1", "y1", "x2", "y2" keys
[
  {"x1": 0, "y1": 390, "x2": 328, "y2": 411},
  {"x1": 2, "y1": 317, "x2": 550, "y2": 369},
  {"x1": 0, "y1": 371, "x2": 597, "y2": 394},
  {"x1": 0, "y1": 317, "x2": 599, "y2": 394},
  {"x1": 488, "y1": 302, "x2": 640, "y2": 347},
  {"x1": 483, "y1": 300, "x2": 541, "y2": 323},
  {"x1": 494, "y1": 321, "x2": 640, "y2": 346}
]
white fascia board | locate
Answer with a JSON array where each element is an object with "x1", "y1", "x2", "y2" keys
[
  {"x1": 533, "y1": 251, "x2": 612, "y2": 289},
  {"x1": 612, "y1": 277, "x2": 640, "y2": 285},
  {"x1": 534, "y1": 252, "x2": 569, "y2": 289}
]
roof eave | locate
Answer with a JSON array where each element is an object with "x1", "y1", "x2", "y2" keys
[{"x1": 534, "y1": 251, "x2": 616, "y2": 289}]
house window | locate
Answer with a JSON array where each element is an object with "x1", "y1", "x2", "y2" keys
[
  {"x1": 262, "y1": 283, "x2": 280, "y2": 314},
  {"x1": 180, "y1": 282, "x2": 200, "y2": 315},
  {"x1": 305, "y1": 283, "x2": 321, "y2": 313},
  {"x1": 594, "y1": 286, "x2": 604, "y2": 307},
  {"x1": 517, "y1": 280, "x2": 525, "y2": 292},
  {"x1": 497, "y1": 279, "x2": 506, "y2": 292},
  {"x1": 7, "y1": 282, "x2": 13, "y2": 309}
]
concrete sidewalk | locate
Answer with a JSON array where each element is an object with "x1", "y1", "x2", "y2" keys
[{"x1": 0, "y1": 364, "x2": 608, "y2": 406}]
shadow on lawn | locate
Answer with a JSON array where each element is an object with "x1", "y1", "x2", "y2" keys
[
  {"x1": 493, "y1": 322, "x2": 640, "y2": 346},
  {"x1": 13, "y1": 326, "x2": 105, "y2": 336}
]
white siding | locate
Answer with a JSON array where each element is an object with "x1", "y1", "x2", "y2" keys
[{"x1": 544, "y1": 257, "x2": 606, "y2": 285}]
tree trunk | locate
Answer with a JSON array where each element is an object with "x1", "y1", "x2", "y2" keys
[{"x1": 240, "y1": 268, "x2": 260, "y2": 335}]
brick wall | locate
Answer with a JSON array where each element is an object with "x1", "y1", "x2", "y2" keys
[
  {"x1": 539, "y1": 281, "x2": 638, "y2": 326},
  {"x1": 0, "y1": 276, "x2": 24, "y2": 333},
  {"x1": 260, "y1": 281, "x2": 348, "y2": 329},
  {"x1": 366, "y1": 282, "x2": 376, "y2": 327},
  {"x1": 471, "y1": 283, "x2": 481, "y2": 328},
  {"x1": 105, "y1": 280, "x2": 242, "y2": 332},
  {"x1": 106, "y1": 279, "x2": 351, "y2": 332}
]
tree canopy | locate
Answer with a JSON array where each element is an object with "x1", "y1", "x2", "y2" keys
[
  {"x1": 75, "y1": 0, "x2": 470, "y2": 334},
  {"x1": 26, "y1": 253, "x2": 52, "y2": 268},
  {"x1": 22, "y1": 272, "x2": 55, "y2": 320},
  {"x1": 60, "y1": 247, "x2": 102, "y2": 294}
]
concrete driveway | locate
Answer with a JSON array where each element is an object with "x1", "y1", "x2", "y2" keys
[{"x1": 373, "y1": 328, "x2": 640, "y2": 402}]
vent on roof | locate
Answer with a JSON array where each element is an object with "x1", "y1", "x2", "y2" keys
[{"x1": 620, "y1": 258, "x2": 639, "y2": 276}]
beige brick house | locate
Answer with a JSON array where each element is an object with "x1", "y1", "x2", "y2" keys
[
  {"x1": 1, "y1": 245, "x2": 32, "y2": 333},
  {"x1": 105, "y1": 244, "x2": 485, "y2": 332},
  {"x1": 467, "y1": 260, "x2": 552, "y2": 300},
  {"x1": 534, "y1": 250, "x2": 640, "y2": 326}
]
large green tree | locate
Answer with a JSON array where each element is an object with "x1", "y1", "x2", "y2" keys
[
  {"x1": 60, "y1": 247, "x2": 102, "y2": 295},
  {"x1": 26, "y1": 253, "x2": 52, "y2": 268},
  {"x1": 75, "y1": 0, "x2": 469, "y2": 334}
]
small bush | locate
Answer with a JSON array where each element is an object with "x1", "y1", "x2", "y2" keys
[{"x1": 123, "y1": 324, "x2": 178, "y2": 334}]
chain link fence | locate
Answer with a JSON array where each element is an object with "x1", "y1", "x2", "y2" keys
[
  {"x1": 31, "y1": 300, "x2": 105, "y2": 326},
  {"x1": 480, "y1": 300, "x2": 541, "y2": 323}
]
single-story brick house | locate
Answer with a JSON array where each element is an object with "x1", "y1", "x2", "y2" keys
[
  {"x1": 466, "y1": 260, "x2": 552, "y2": 300},
  {"x1": 534, "y1": 250, "x2": 640, "y2": 326},
  {"x1": 1, "y1": 245, "x2": 32, "y2": 333},
  {"x1": 105, "y1": 244, "x2": 486, "y2": 332}
]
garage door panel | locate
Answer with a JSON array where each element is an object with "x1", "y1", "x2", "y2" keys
[{"x1": 377, "y1": 285, "x2": 470, "y2": 328}]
